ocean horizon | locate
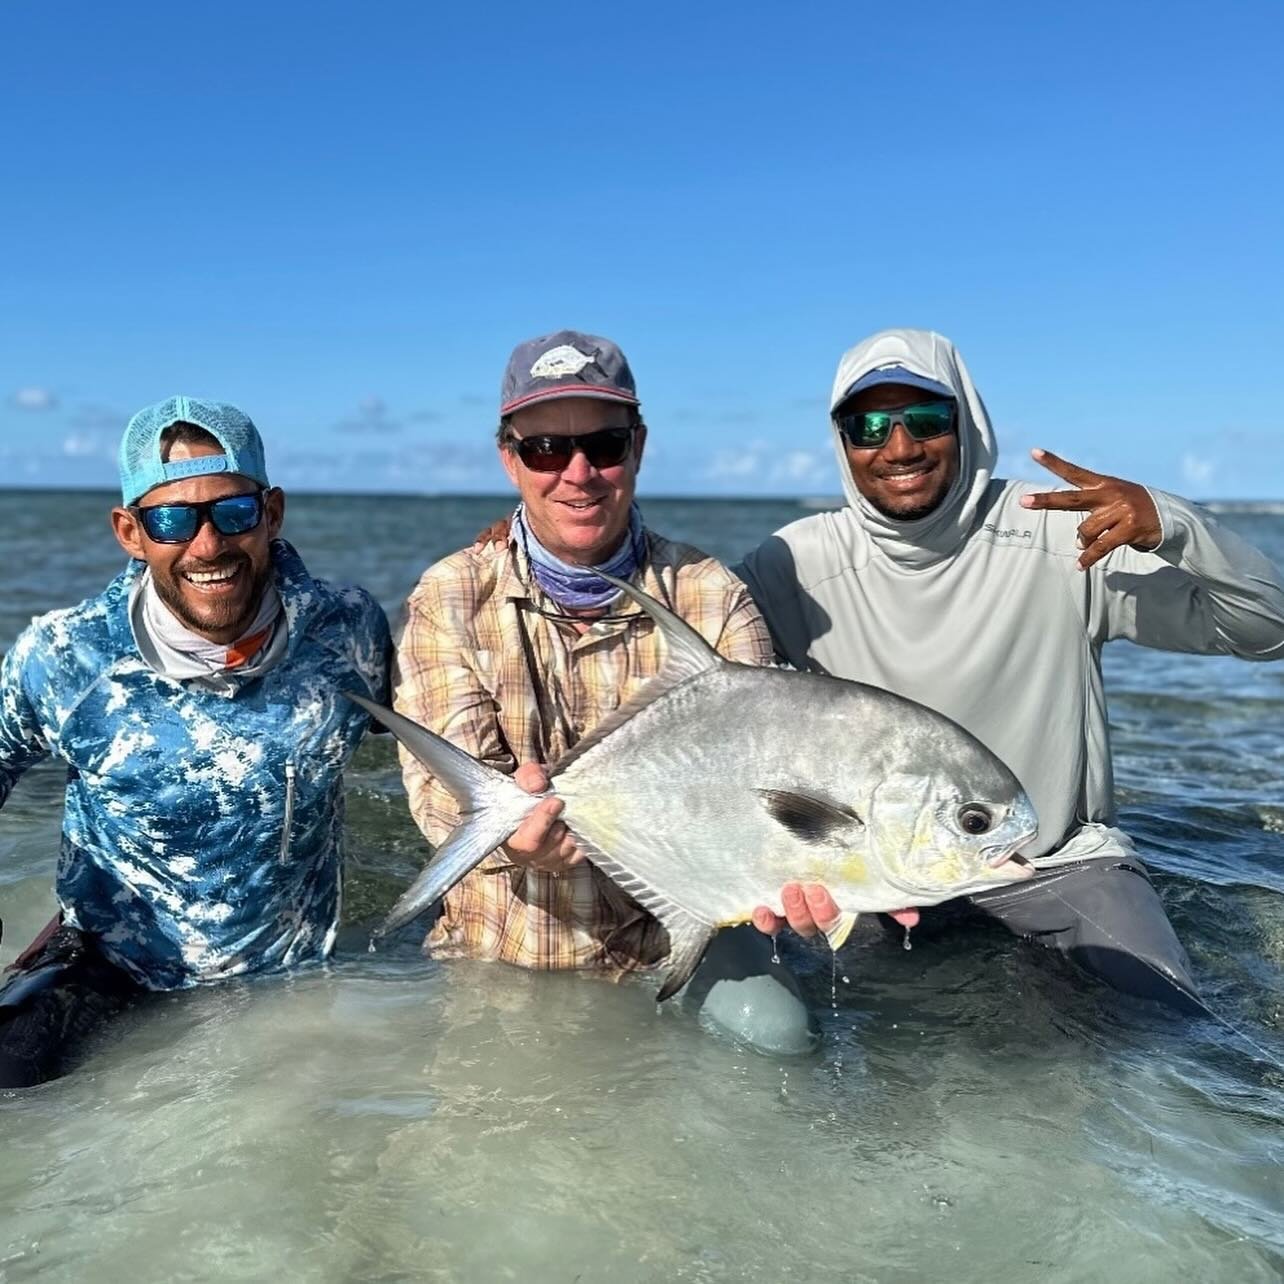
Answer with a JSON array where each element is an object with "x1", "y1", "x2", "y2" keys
[{"x1": 3, "y1": 483, "x2": 1284, "y2": 514}]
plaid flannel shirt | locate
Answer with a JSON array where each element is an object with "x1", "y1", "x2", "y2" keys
[{"x1": 393, "y1": 527, "x2": 773, "y2": 975}]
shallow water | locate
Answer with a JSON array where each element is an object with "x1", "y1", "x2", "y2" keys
[{"x1": 1, "y1": 491, "x2": 1281, "y2": 1282}]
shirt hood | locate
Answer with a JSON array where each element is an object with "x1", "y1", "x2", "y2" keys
[{"x1": 830, "y1": 328, "x2": 997, "y2": 568}]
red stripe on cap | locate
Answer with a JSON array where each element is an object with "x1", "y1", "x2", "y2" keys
[{"x1": 500, "y1": 385, "x2": 640, "y2": 415}]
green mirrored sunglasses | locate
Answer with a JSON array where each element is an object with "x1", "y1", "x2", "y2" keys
[{"x1": 834, "y1": 399, "x2": 956, "y2": 450}]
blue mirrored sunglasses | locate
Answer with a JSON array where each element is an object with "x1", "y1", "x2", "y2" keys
[{"x1": 132, "y1": 492, "x2": 265, "y2": 544}]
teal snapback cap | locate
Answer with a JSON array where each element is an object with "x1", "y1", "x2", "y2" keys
[{"x1": 119, "y1": 396, "x2": 269, "y2": 504}]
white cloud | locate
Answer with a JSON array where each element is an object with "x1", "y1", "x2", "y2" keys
[
  {"x1": 707, "y1": 447, "x2": 762, "y2": 480},
  {"x1": 1181, "y1": 452, "x2": 1215, "y2": 488},
  {"x1": 71, "y1": 403, "x2": 124, "y2": 431},
  {"x1": 332, "y1": 395, "x2": 443, "y2": 435},
  {"x1": 776, "y1": 450, "x2": 826, "y2": 485},
  {"x1": 334, "y1": 396, "x2": 400, "y2": 435},
  {"x1": 12, "y1": 386, "x2": 58, "y2": 411},
  {"x1": 269, "y1": 438, "x2": 497, "y2": 493},
  {"x1": 704, "y1": 439, "x2": 831, "y2": 490},
  {"x1": 63, "y1": 432, "x2": 107, "y2": 457}
]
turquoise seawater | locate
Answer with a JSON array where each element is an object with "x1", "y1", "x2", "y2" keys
[{"x1": 1, "y1": 490, "x2": 1281, "y2": 1282}]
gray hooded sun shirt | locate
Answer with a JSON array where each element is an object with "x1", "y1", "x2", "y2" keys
[{"x1": 738, "y1": 328, "x2": 1284, "y2": 871}]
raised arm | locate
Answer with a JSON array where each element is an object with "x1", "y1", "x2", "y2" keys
[{"x1": 1020, "y1": 448, "x2": 1284, "y2": 657}]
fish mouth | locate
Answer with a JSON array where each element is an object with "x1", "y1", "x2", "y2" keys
[
  {"x1": 882, "y1": 845, "x2": 1036, "y2": 899},
  {"x1": 985, "y1": 834, "x2": 1038, "y2": 876}
]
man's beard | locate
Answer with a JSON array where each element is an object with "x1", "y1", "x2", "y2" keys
[{"x1": 151, "y1": 553, "x2": 272, "y2": 638}]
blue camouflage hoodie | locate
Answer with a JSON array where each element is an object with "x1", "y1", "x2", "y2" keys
[{"x1": 0, "y1": 540, "x2": 390, "y2": 989}]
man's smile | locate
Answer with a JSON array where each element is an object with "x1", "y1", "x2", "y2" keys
[
  {"x1": 178, "y1": 559, "x2": 248, "y2": 595},
  {"x1": 875, "y1": 461, "x2": 938, "y2": 489}
]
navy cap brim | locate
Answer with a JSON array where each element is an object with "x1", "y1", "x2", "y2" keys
[{"x1": 833, "y1": 366, "x2": 955, "y2": 411}]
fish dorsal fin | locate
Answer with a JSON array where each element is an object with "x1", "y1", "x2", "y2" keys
[
  {"x1": 550, "y1": 571, "x2": 725, "y2": 776},
  {"x1": 757, "y1": 789, "x2": 864, "y2": 845},
  {"x1": 598, "y1": 569, "x2": 723, "y2": 683}
]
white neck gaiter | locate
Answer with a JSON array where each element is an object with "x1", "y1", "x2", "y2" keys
[{"x1": 131, "y1": 570, "x2": 283, "y2": 681}]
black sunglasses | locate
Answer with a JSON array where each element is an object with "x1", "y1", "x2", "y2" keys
[
  {"x1": 506, "y1": 426, "x2": 636, "y2": 473},
  {"x1": 132, "y1": 492, "x2": 266, "y2": 544}
]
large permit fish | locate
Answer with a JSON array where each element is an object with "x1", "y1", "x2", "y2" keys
[{"x1": 350, "y1": 574, "x2": 1038, "y2": 999}]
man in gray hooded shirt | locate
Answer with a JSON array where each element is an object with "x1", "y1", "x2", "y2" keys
[{"x1": 738, "y1": 327, "x2": 1284, "y2": 1009}]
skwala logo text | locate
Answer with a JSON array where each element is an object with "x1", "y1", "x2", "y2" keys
[{"x1": 982, "y1": 523, "x2": 1033, "y2": 541}]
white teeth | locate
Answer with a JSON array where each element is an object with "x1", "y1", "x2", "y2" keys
[{"x1": 186, "y1": 567, "x2": 238, "y2": 585}]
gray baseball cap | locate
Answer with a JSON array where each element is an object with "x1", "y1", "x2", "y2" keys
[{"x1": 500, "y1": 329, "x2": 640, "y2": 417}]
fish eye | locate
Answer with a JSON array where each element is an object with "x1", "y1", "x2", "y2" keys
[{"x1": 957, "y1": 805, "x2": 993, "y2": 835}]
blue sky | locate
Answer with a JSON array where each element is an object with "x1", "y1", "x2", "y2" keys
[{"x1": 2, "y1": 0, "x2": 1281, "y2": 498}]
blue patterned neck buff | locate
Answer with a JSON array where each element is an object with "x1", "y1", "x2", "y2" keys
[{"x1": 515, "y1": 502, "x2": 647, "y2": 611}]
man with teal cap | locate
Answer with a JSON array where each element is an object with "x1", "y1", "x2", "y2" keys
[{"x1": 0, "y1": 397, "x2": 390, "y2": 1087}]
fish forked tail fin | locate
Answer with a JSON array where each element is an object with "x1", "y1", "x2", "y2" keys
[{"x1": 344, "y1": 693, "x2": 542, "y2": 941}]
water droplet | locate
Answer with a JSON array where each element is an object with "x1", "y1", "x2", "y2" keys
[
  {"x1": 770, "y1": 933, "x2": 780, "y2": 965},
  {"x1": 902, "y1": 926, "x2": 913, "y2": 951}
]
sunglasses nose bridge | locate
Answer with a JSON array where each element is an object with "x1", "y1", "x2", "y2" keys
[
  {"x1": 881, "y1": 420, "x2": 926, "y2": 455},
  {"x1": 558, "y1": 440, "x2": 598, "y2": 479},
  {"x1": 184, "y1": 509, "x2": 231, "y2": 553}
]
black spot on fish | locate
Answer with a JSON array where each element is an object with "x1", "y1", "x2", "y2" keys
[{"x1": 757, "y1": 789, "x2": 864, "y2": 845}]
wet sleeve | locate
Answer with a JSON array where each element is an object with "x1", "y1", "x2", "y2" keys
[
  {"x1": 0, "y1": 628, "x2": 52, "y2": 808},
  {"x1": 1090, "y1": 490, "x2": 1284, "y2": 658},
  {"x1": 392, "y1": 583, "x2": 515, "y2": 851}
]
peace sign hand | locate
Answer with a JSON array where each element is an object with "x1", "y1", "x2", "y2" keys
[{"x1": 1019, "y1": 448, "x2": 1162, "y2": 570}]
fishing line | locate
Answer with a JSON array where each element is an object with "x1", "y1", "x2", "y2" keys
[{"x1": 1042, "y1": 885, "x2": 1284, "y2": 1076}]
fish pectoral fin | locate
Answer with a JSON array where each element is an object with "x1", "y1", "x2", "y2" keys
[
  {"x1": 756, "y1": 789, "x2": 864, "y2": 846},
  {"x1": 656, "y1": 911, "x2": 717, "y2": 1003},
  {"x1": 822, "y1": 911, "x2": 859, "y2": 953}
]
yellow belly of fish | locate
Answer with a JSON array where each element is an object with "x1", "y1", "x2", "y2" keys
[{"x1": 798, "y1": 850, "x2": 869, "y2": 886}]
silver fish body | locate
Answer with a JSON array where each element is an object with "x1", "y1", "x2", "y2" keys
[{"x1": 352, "y1": 574, "x2": 1038, "y2": 999}]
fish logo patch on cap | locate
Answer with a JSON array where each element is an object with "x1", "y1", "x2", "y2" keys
[{"x1": 530, "y1": 345, "x2": 596, "y2": 380}]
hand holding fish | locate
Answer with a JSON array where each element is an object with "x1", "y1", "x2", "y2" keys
[
  {"x1": 502, "y1": 762, "x2": 584, "y2": 872},
  {"x1": 1019, "y1": 448, "x2": 1161, "y2": 570},
  {"x1": 752, "y1": 884, "x2": 920, "y2": 938}
]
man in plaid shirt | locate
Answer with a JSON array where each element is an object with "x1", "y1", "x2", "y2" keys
[{"x1": 394, "y1": 330, "x2": 814, "y2": 1053}]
